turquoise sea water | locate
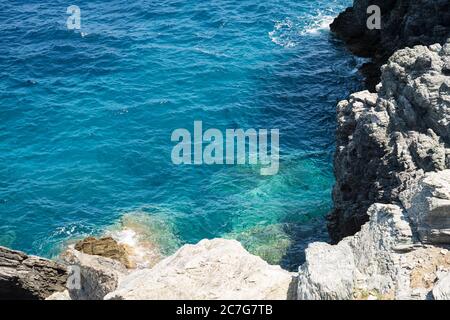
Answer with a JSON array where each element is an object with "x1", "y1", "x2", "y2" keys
[{"x1": 0, "y1": 0, "x2": 362, "y2": 270}]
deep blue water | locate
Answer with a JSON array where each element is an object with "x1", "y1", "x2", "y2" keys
[{"x1": 0, "y1": 0, "x2": 362, "y2": 270}]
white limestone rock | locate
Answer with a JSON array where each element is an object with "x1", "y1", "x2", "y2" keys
[
  {"x1": 297, "y1": 242, "x2": 356, "y2": 300},
  {"x1": 105, "y1": 239, "x2": 295, "y2": 300},
  {"x1": 400, "y1": 170, "x2": 450, "y2": 244},
  {"x1": 433, "y1": 273, "x2": 450, "y2": 300},
  {"x1": 298, "y1": 168, "x2": 450, "y2": 300},
  {"x1": 61, "y1": 247, "x2": 128, "y2": 300},
  {"x1": 46, "y1": 290, "x2": 71, "y2": 300},
  {"x1": 298, "y1": 204, "x2": 414, "y2": 300}
]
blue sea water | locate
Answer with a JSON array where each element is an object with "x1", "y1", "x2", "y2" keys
[{"x1": 0, "y1": 0, "x2": 362, "y2": 270}]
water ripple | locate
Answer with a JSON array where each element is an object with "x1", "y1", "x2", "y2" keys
[{"x1": 0, "y1": 0, "x2": 359, "y2": 270}]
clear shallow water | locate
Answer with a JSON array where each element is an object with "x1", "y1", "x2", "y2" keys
[{"x1": 0, "y1": 0, "x2": 362, "y2": 270}]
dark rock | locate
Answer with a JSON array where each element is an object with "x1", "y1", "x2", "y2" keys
[
  {"x1": 328, "y1": 41, "x2": 450, "y2": 242},
  {"x1": 0, "y1": 246, "x2": 68, "y2": 300},
  {"x1": 330, "y1": 0, "x2": 450, "y2": 92}
]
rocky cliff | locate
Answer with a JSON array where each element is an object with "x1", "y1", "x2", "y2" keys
[
  {"x1": 297, "y1": 39, "x2": 450, "y2": 299},
  {"x1": 329, "y1": 37, "x2": 450, "y2": 243},
  {"x1": 330, "y1": 0, "x2": 450, "y2": 91},
  {"x1": 292, "y1": 1, "x2": 450, "y2": 300},
  {"x1": 299, "y1": 173, "x2": 450, "y2": 300},
  {"x1": 2, "y1": 2, "x2": 450, "y2": 302}
]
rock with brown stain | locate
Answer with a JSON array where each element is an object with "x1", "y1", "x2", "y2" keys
[
  {"x1": 409, "y1": 247, "x2": 450, "y2": 291},
  {"x1": 74, "y1": 237, "x2": 134, "y2": 269}
]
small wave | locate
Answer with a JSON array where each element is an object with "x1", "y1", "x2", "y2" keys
[
  {"x1": 348, "y1": 56, "x2": 372, "y2": 74},
  {"x1": 193, "y1": 47, "x2": 231, "y2": 58},
  {"x1": 299, "y1": 13, "x2": 335, "y2": 36},
  {"x1": 355, "y1": 56, "x2": 371, "y2": 67},
  {"x1": 33, "y1": 222, "x2": 97, "y2": 259},
  {"x1": 105, "y1": 210, "x2": 182, "y2": 268},
  {"x1": 108, "y1": 227, "x2": 161, "y2": 269},
  {"x1": 269, "y1": 10, "x2": 338, "y2": 48},
  {"x1": 268, "y1": 18, "x2": 297, "y2": 48}
]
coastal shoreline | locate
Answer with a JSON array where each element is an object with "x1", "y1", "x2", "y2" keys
[{"x1": 1, "y1": 1, "x2": 450, "y2": 300}]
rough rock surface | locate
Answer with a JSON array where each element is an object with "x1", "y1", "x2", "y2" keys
[
  {"x1": 46, "y1": 290, "x2": 72, "y2": 300},
  {"x1": 105, "y1": 239, "x2": 295, "y2": 300},
  {"x1": 298, "y1": 36, "x2": 450, "y2": 300},
  {"x1": 330, "y1": 0, "x2": 450, "y2": 90},
  {"x1": 0, "y1": 246, "x2": 68, "y2": 300},
  {"x1": 433, "y1": 273, "x2": 450, "y2": 300},
  {"x1": 400, "y1": 171, "x2": 450, "y2": 244},
  {"x1": 74, "y1": 236, "x2": 134, "y2": 269},
  {"x1": 300, "y1": 198, "x2": 450, "y2": 300},
  {"x1": 61, "y1": 247, "x2": 128, "y2": 300},
  {"x1": 298, "y1": 241, "x2": 356, "y2": 300},
  {"x1": 329, "y1": 40, "x2": 450, "y2": 242},
  {"x1": 300, "y1": 204, "x2": 412, "y2": 300}
]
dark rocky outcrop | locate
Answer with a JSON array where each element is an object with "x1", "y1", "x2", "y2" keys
[
  {"x1": 298, "y1": 41, "x2": 450, "y2": 300},
  {"x1": 328, "y1": 39, "x2": 450, "y2": 243},
  {"x1": 0, "y1": 246, "x2": 68, "y2": 300},
  {"x1": 328, "y1": 0, "x2": 450, "y2": 242},
  {"x1": 330, "y1": 0, "x2": 450, "y2": 91}
]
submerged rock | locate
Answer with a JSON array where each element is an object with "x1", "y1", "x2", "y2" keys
[
  {"x1": 105, "y1": 239, "x2": 295, "y2": 300},
  {"x1": 0, "y1": 246, "x2": 68, "y2": 300}
]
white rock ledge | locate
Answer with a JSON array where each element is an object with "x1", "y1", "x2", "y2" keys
[{"x1": 105, "y1": 239, "x2": 296, "y2": 300}]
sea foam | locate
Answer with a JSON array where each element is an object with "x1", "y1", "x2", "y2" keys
[{"x1": 269, "y1": 10, "x2": 339, "y2": 48}]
